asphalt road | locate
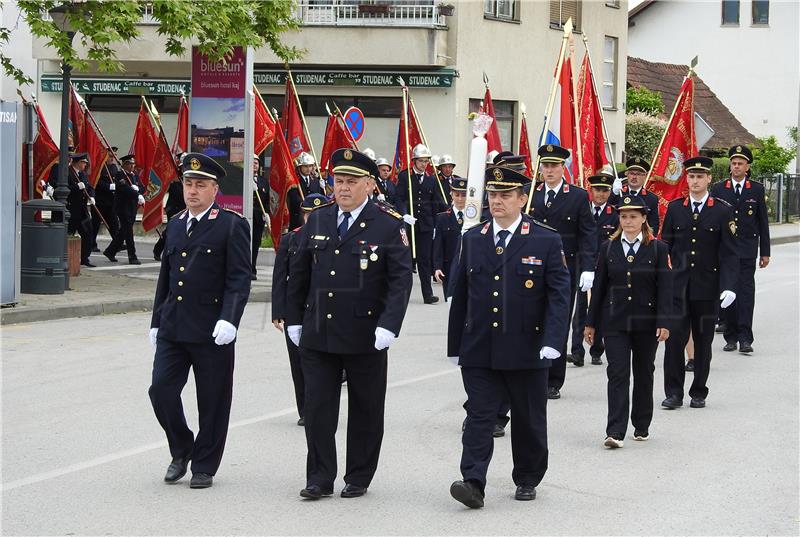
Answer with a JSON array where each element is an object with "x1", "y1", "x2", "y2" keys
[{"x1": 2, "y1": 243, "x2": 798, "y2": 536}]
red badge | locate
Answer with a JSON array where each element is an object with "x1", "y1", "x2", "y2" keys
[
  {"x1": 521, "y1": 222, "x2": 530, "y2": 235},
  {"x1": 209, "y1": 209, "x2": 219, "y2": 220}
]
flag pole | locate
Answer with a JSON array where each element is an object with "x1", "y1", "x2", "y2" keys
[
  {"x1": 400, "y1": 82, "x2": 417, "y2": 260},
  {"x1": 567, "y1": 36, "x2": 586, "y2": 189},
  {"x1": 254, "y1": 84, "x2": 277, "y2": 124},
  {"x1": 285, "y1": 67, "x2": 318, "y2": 164},
  {"x1": 525, "y1": 17, "x2": 572, "y2": 214},
  {"x1": 408, "y1": 97, "x2": 449, "y2": 206},
  {"x1": 643, "y1": 60, "x2": 696, "y2": 189},
  {"x1": 581, "y1": 32, "x2": 617, "y2": 177}
]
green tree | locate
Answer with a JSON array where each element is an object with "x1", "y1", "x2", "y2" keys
[
  {"x1": 626, "y1": 85, "x2": 665, "y2": 116},
  {"x1": 3, "y1": 0, "x2": 303, "y2": 86},
  {"x1": 751, "y1": 135, "x2": 795, "y2": 176},
  {"x1": 625, "y1": 111, "x2": 667, "y2": 161}
]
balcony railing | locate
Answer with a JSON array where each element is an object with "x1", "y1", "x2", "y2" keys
[{"x1": 295, "y1": 1, "x2": 446, "y2": 27}]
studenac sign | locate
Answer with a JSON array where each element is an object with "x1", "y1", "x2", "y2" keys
[{"x1": 40, "y1": 76, "x2": 190, "y2": 96}]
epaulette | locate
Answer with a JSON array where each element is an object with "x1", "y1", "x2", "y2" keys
[
  {"x1": 376, "y1": 200, "x2": 403, "y2": 220},
  {"x1": 223, "y1": 208, "x2": 245, "y2": 218},
  {"x1": 291, "y1": 226, "x2": 302, "y2": 233},
  {"x1": 172, "y1": 209, "x2": 188, "y2": 220},
  {"x1": 532, "y1": 218, "x2": 557, "y2": 232},
  {"x1": 714, "y1": 197, "x2": 732, "y2": 207}
]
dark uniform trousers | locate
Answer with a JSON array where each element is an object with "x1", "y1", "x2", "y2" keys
[
  {"x1": 106, "y1": 170, "x2": 141, "y2": 261},
  {"x1": 661, "y1": 196, "x2": 737, "y2": 400},
  {"x1": 448, "y1": 215, "x2": 571, "y2": 492},
  {"x1": 588, "y1": 238, "x2": 672, "y2": 436},
  {"x1": 711, "y1": 178, "x2": 770, "y2": 346},
  {"x1": 149, "y1": 203, "x2": 252, "y2": 476},
  {"x1": 285, "y1": 332, "x2": 305, "y2": 418},
  {"x1": 530, "y1": 181, "x2": 597, "y2": 390},
  {"x1": 286, "y1": 201, "x2": 412, "y2": 491}
]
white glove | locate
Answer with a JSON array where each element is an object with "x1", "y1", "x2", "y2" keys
[
  {"x1": 287, "y1": 325, "x2": 302, "y2": 346},
  {"x1": 579, "y1": 271, "x2": 595, "y2": 292},
  {"x1": 377, "y1": 193, "x2": 386, "y2": 201},
  {"x1": 212, "y1": 319, "x2": 237, "y2": 345},
  {"x1": 88, "y1": 196, "x2": 96, "y2": 206},
  {"x1": 539, "y1": 346, "x2": 560, "y2": 360},
  {"x1": 374, "y1": 327, "x2": 396, "y2": 351},
  {"x1": 402, "y1": 214, "x2": 417, "y2": 225},
  {"x1": 612, "y1": 177, "x2": 623, "y2": 195},
  {"x1": 720, "y1": 290, "x2": 737, "y2": 309},
  {"x1": 137, "y1": 195, "x2": 145, "y2": 205},
  {"x1": 77, "y1": 181, "x2": 86, "y2": 190},
  {"x1": 149, "y1": 328, "x2": 159, "y2": 347},
  {"x1": 447, "y1": 356, "x2": 460, "y2": 366},
  {"x1": 131, "y1": 184, "x2": 139, "y2": 192},
  {"x1": 109, "y1": 183, "x2": 116, "y2": 191},
  {"x1": 45, "y1": 185, "x2": 54, "y2": 197}
]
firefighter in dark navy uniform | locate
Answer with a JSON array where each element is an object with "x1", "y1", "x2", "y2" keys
[
  {"x1": 530, "y1": 144, "x2": 597, "y2": 399},
  {"x1": 571, "y1": 173, "x2": 620, "y2": 366},
  {"x1": 371, "y1": 157, "x2": 398, "y2": 206},
  {"x1": 147, "y1": 153, "x2": 252, "y2": 489},
  {"x1": 447, "y1": 164, "x2": 571, "y2": 509},
  {"x1": 285, "y1": 148, "x2": 413, "y2": 500},
  {"x1": 660, "y1": 156, "x2": 738, "y2": 410},
  {"x1": 610, "y1": 157, "x2": 661, "y2": 234},
  {"x1": 433, "y1": 176, "x2": 467, "y2": 300},
  {"x1": 103, "y1": 154, "x2": 144, "y2": 265},
  {"x1": 709, "y1": 145, "x2": 770, "y2": 354}
]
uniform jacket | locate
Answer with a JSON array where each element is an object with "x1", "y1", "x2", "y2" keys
[
  {"x1": 286, "y1": 201, "x2": 413, "y2": 354},
  {"x1": 590, "y1": 203, "x2": 620, "y2": 255},
  {"x1": 66, "y1": 168, "x2": 94, "y2": 223},
  {"x1": 113, "y1": 170, "x2": 142, "y2": 225},
  {"x1": 372, "y1": 178, "x2": 398, "y2": 207},
  {"x1": 610, "y1": 185, "x2": 660, "y2": 235},
  {"x1": 661, "y1": 196, "x2": 738, "y2": 301},
  {"x1": 437, "y1": 175, "x2": 453, "y2": 207},
  {"x1": 150, "y1": 203, "x2": 252, "y2": 343},
  {"x1": 298, "y1": 174, "x2": 326, "y2": 197},
  {"x1": 587, "y1": 237, "x2": 673, "y2": 333},
  {"x1": 395, "y1": 169, "x2": 444, "y2": 232},
  {"x1": 271, "y1": 229, "x2": 298, "y2": 321},
  {"x1": 447, "y1": 214, "x2": 572, "y2": 370},
  {"x1": 710, "y1": 178, "x2": 770, "y2": 258},
  {"x1": 433, "y1": 209, "x2": 462, "y2": 273},
  {"x1": 95, "y1": 166, "x2": 116, "y2": 210},
  {"x1": 164, "y1": 180, "x2": 186, "y2": 219},
  {"x1": 286, "y1": 187, "x2": 304, "y2": 231},
  {"x1": 531, "y1": 180, "x2": 598, "y2": 273}
]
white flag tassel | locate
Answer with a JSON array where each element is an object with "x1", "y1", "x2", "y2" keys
[{"x1": 463, "y1": 113, "x2": 492, "y2": 233}]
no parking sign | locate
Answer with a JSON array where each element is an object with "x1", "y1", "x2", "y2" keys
[{"x1": 343, "y1": 106, "x2": 365, "y2": 142}]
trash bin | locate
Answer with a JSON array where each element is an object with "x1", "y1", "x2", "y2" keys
[{"x1": 21, "y1": 199, "x2": 68, "y2": 294}]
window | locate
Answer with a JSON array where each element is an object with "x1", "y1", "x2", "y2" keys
[
  {"x1": 484, "y1": 0, "x2": 519, "y2": 21},
  {"x1": 721, "y1": 0, "x2": 739, "y2": 25},
  {"x1": 85, "y1": 95, "x2": 181, "y2": 113},
  {"x1": 601, "y1": 36, "x2": 618, "y2": 109},
  {"x1": 549, "y1": 0, "x2": 581, "y2": 31},
  {"x1": 469, "y1": 98, "x2": 515, "y2": 150},
  {"x1": 752, "y1": 0, "x2": 769, "y2": 24},
  {"x1": 605, "y1": 0, "x2": 620, "y2": 8}
]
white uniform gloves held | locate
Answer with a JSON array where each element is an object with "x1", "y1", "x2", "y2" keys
[
  {"x1": 719, "y1": 290, "x2": 737, "y2": 309},
  {"x1": 402, "y1": 214, "x2": 417, "y2": 225},
  {"x1": 149, "y1": 328, "x2": 159, "y2": 347},
  {"x1": 539, "y1": 346, "x2": 560, "y2": 360},
  {"x1": 132, "y1": 184, "x2": 139, "y2": 192},
  {"x1": 137, "y1": 195, "x2": 145, "y2": 206},
  {"x1": 77, "y1": 181, "x2": 86, "y2": 190},
  {"x1": 612, "y1": 177, "x2": 623, "y2": 195},
  {"x1": 377, "y1": 193, "x2": 386, "y2": 202},
  {"x1": 579, "y1": 271, "x2": 595, "y2": 292},
  {"x1": 46, "y1": 185, "x2": 54, "y2": 197},
  {"x1": 287, "y1": 325, "x2": 302, "y2": 346},
  {"x1": 109, "y1": 182, "x2": 116, "y2": 191},
  {"x1": 88, "y1": 197, "x2": 96, "y2": 206},
  {"x1": 374, "y1": 327, "x2": 396, "y2": 351},
  {"x1": 212, "y1": 320, "x2": 237, "y2": 346}
]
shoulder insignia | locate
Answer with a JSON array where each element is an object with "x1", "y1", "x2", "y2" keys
[
  {"x1": 291, "y1": 226, "x2": 302, "y2": 233},
  {"x1": 178, "y1": 209, "x2": 188, "y2": 220},
  {"x1": 745, "y1": 180, "x2": 751, "y2": 189},
  {"x1": 563, "y1": 183, "x2": 570, "y2": 193},
  {"x1": 521, "y1": 221, "x2": 530, "y2": 235},
  {"x1": 532, "y1": 219, "x2": 557, "y2": 232},
  {"x1": 725, "y1": 180, "x2": 731, "y2": 188},
  {"x1": 606, "y1": 205, "x2": 613, "y2": 214},
  {"x1": 376, "y1": 201, "x2": 403, "y2": 220},
  {"x1": 222, "y1": 208, "x2": 244, "y2": 218},
  {"x1": 715, "y1": 197, "x2": 732, "y2": 207},
  {"x1": 480, "y1": 221, "x2": 491, "y2": 235},
  {"x1": 536, "y1": 183, "x2": 544, "y2": 191}
]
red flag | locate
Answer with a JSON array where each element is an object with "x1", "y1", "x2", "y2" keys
[
  {"x1": 82, "y1": 112, "x2": 109, "y2": 188},
  {"x1": 268, "y1": 129, "x2": 300, "y2": 249},
  {"x1": 141, "y1": 127, "x2": 179, "y2": 232},
  {"x1": 253, "y1": 87, "x2": 275, "y2": 156},
  {"x1": 391, "y1": 89, "x2": 426, "y2": 181},
  {"x1": 131, "y1": 102, "x2": 157, "y2": 181},
  {"x1": 577, "y1": 54, "x2": 609, "y2": 178},
  {"x1": 171, "y1": 95, "x2": 189, "y2": 155},
  {"x1": 22, "y1": 102, "x2": 60, "y2": 200},
  {"x1": 319, "y1": 113, "x2": 357, "y2": 177},
  {"x1": 518, "y1": 115, "x2": 533, "y2": 178},
  {"x1": 483, "y1": 87, "x2": 503, "y2": 153},
  {"x1": 68, "y1": 86, "x2": 85, "y2": 150},
  {"x1": 282, "y1": 78, "x2": 310, "y2": 158},
  {"x1": 647, "y1": 76, "x2": 697, "y2": 222}
]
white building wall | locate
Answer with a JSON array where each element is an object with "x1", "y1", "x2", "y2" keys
[
  {"x1": 1, "y1": 1, "x2": 36, "y2": 101},
  {"x1": 628, "y1": 0, "x2": 800, "y2": 146}
]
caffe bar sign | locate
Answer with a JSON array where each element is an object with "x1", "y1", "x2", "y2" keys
[{"x1": 41, "y1": 75, "x2": 190, "y2": 96}]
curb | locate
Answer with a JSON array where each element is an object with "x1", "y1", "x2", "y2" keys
[{"x1": 771, "y1": 235, "x2": 800, "y2": 246}]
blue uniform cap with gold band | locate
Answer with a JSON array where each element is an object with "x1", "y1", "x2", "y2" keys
[
  {"x1": 537, "y1": 144, "x2": 570, "y2": 164},
  {"x1": 70, "y1": 152, "x2": 89, "y2": 163},
  {"x1": 728, "y1": 144, "x2": 753, "y2": 163},
  {"x1": 301, "y1": 193, "x2": 330, "y2": 212},
  {"x1": 331, "y1": 148, "x2": 379, "y2": 178},
  {"x1": 181, "y1": 152, "x2": 227, "y2": 181},
  {"x1": 485, "y1": 165, "x2": 532, "y2": 192},
  {"x1": 493, "y1": 152, "x2": 529, "y2": 174},
  {"x1": 684, "y1": 156, "x2": 713, "y2": 173},
  {"x1": 624, "y1": 157, "x2": 651, "y2": 173},
  {"x1": 120, "y1": 154, "x2": 135, "y2": 163},
  {"x1": 588, "y1": 174, "x2": 615, "y2": 189},
  {"x1": 450, "y1": 176, "x2": 468, "y2": 191},
  {"x1": 615, "y1": 195, "x2": 649, "y2": 213}
]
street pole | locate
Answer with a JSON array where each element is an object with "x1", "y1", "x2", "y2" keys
[{"x1": 54, "y1": 31, "x2": 75, "y2": 220}]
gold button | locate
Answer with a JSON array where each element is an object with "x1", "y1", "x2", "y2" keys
[
  {"x1": 179, "y1": 266, "x2": 185, "y2": 272},
  {"x1": 330, "y1": 270, "x2": 336, "y2": 276},
  {"x1": 648, "y1": 302, "x2": 652, "y2": 306},
  {"x1": 368, "y1": 311, "x2": 372, "y2": 315},
  {"x1": 181, "y1": 252, "x2": 187, "y2": 257},
  {"x1": 326, "y1": 314, "x2": 332, "y2": 319},
  {"x1": 691, "y1": 251, "x2": 696, "y2": 255},
  {"x1": 492, "y1": 322, "x2": 499, "y2": 328},
  {"x1": 178, "y1": 281, "x2": 184, "y2": 286},
  {"x1": 628, "y1": 296, "x2": 632, "y2": 301},
  {"x1": 493, "y1": 291, "x2": 499, "y2": 296},
  {"x1": 360, "y1": 222, "x2": 366, "y2": 228},
  {"x1": 334, "y1": 249, "x2": 340, "y2": 255},
  {"x1": 177, "y1": 296, "x2": 183, "y2": 301},
  {"x1": 627, "y1": 272, "x2": 631, "y2": 276},
  {"x1": 328, "y1": 292, "x2": 334, "y2": 297},
  {"x1": 543, "y1": 218, "x2": 548, "y2": 223},
  {"x1": 494, "y1": 275, "x2": 500, "y2": 281},
  {"x1": 627, "y1": 284, "x2": 632, "y2": 288},
  {"x1": 207, "y1": 248, "x2": 211, "y2": 253},
  {"x1": 692, "y1": 227, "x2": 697, "y2": 231},
  {"x1": 529, "y1": 270, "x2": 533, "y2": 274},
  {"x1": 690, "y1": 262, "x2": 695, "y2": 267},
  {"x1": 492, "y1": 307, "x2": 498, "y2": 312}
]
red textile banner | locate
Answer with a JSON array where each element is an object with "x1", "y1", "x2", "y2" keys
[
  {"x1": 518, "y1": 116, "x2": 533, "y2": 178},
  {"x1": 282, "y1": 77, "x2": 310, "y2": 159},
  {"x1": 391, "y1": 89, "x2": 426, "y2": 181},
  {"x1": 319, "y1": 113, "x2": 357, "y2": 177},
  {"x1": 253, "y1": 87, "x2": 275, "y2": 155},
  {"x1": 22, "y1": 102, "x2": 60, "y2": 200},
  {"x1": 171, "y1": 95, "x2": 189, "y2": 155},
  {"x1": 577, "y1": 54, "x2": 609, "y2": 178},
  {"x1": 483, "y1": 87, "x2": 503, "y2": 153},
  {"x1": 268, "y1": 129, "x2": 300, "y2": 249}
]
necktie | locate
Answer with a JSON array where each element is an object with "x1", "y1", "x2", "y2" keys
[
  {"x1": 631, "y1": 190, "x2": 639, "y2": 197},
  {"x1": 594, "y1": 206, "x2": 601, "y2": 221},
  {"x1": 338, "y1": 212, "x2": 351, "y2": 240},
  {"x1": 457, "y1": 211, "x2": 464, "y2": 226},
  {"x1": 496, "y1": 229, "x2": 510, "y2": 252},
  {"x1": 187, "y1": 217, "x2": 197, "y2": 236},
  {"x1": 735, "y1": 184, "x2": 741, "y2": 198},
  {"x1": 693, "y1": 201, "x2": 701, "y2": 215},
  {"x1": 546, "y1": 190, "x2": 556, "y2": 206},
  {"x1": 623, "y1": 238, "x2": 639, "y2": 256}
]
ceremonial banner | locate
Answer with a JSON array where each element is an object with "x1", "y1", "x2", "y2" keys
[
  {"x1": 171, "y1": 94, "x2": 189, "y2": 155},
  {"x1": 577, "y1": 53, "x2": 609, "y2": 178},
  {"x1": 268, "y1": 129, "x2": 299, "y2": 249},
  {"x1": 22, "y1": 101, "x2": 59, "y2": 200},
  {"x1": 391, "y1": 90, "x2": 424, "y2": 181},
  {"x1": 319, "y1": 112, "x2": 357, "y2": 178},
  {"x1": 82, "y1": 110, "x2": 109, "y2": 188},
  {"x1": 253, "y1": 86, "x2": 275, "y2": 155},
  {"x1": 543, "y1": 56, "x2": 580, "y2": 184},
  {"x1": 282, "y1": 76, "x2": 311, "y2": 159},
  {"x1": 483, "y1": 87, "x2": 503, "y2": 153},
  {"x1": 518, "y1": 115, "x2": 533, "y2": 178},
  {"x1": 68, "y1": 86, "x2": 85, "y2": 150}
]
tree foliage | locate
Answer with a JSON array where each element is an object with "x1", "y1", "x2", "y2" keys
[
  {"x1": 5, "y1": 0, "x2": 303, "y2": 86},
  {"x1": 625, "y1": 111, "x2": 667, "y2": 161},
  {"x1": 626, "y1": 85, "x2": 665, "y2": 116},
  {"x1": 751, "y1": 135, "x2": 795, "y2": 176}
]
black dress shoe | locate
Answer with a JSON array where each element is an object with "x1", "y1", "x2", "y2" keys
[
  {"x1": 715, "y1": 323, "x2": 726, "y2": 333},
  {"x1": 661, "y1": 395, "x2": 683, "y2": 409},
  {"x1": 163, "y1": 457, "x2": 190, "y2": 483},
  {"x1": 299, "y1": 485, "x2": 332, "y2": 499},
  {"x1": 690, "y1": 397, "x2": 706, "y2": 408},
  {"x1": 250, "y1": 274, "x2": 257, "y2": 281},
  {"x1": 128, "y1": 258, "x2": 141, "y2": 265},
  {"x1": 341, "y1": 484, "x2": 368, "y2": 498},
  {"x1": 739, "y1": 343, "x2": 754, "y2": 354},
  {"x1": 189, "y1": 472, "x2": 213, "y2": 488},
  {"x1": 450, "y1": 480, "x2": 484, "y2": 509},
  {"x1": 492, "y1": 423, "x2": 505, "y2": 438},
  {"x1": 685, "y1": 360, "x2": 695, "y2": 372},
  {"x1": 565, "y1": 353, "x2": 574, "y2": 364},
  {"x1": 515, "y1": 484, "x2": 537, "y2": 500},
  {"x1": 547, "y1": 387, "x2": 561, "y2": 400},
  {"x1": 723, "y1": 342, "x2": 737, "y2": 352},
  {"x1": 81, "y1": 260, "x2": 96, "y2": 267},
  {"x1": 92, "y1": 247, "x2": 101, "y2": 253},
  {"x1": 591, "y1": 356, "x2": 603, "y2": 365},
  {"x1": 423, "y1": 296, "x2": 439, "y2": 304},
  {"x1": 103, "y1": 250, "x2": 118, "y2": 263},
  {"x1": 572, "y1": 355, "x2": 585, "y2": 367},
  {"x1": 297, "y1": 417, "x2": 305, "y2": 426}
]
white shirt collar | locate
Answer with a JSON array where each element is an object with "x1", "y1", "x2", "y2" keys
[
  {"x1": 492, "y1": 214, "x2": 522, "y2": 245},
  {"x1": 187, "y1": 204, "x2": 213, "y2": 228},
  {"x1": 545, "y1": 180, "x2": 563, "y2": 195},
  {"x1": 622, "y1": 231, "x2": 643, "y2": 244},
  {"x1": 689, "y1": 192, "x2": 710, "y2": 209},
  {"x1": 731, "y1": 177, "x2": 746, "y2": 188},
  {"x1": 452, "y1": 205, "x2": 464, "y2": 215},
  {"x1": 338, "y1": 196, "x2": 370, "y2": 224},
  {"x1": 592, "y1": 201, "x2": 607, "y2": 212}
]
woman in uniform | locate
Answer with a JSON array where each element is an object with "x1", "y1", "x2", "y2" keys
[{"x1": 585, "y1": 197, "x2": 672, "y2": 448}]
